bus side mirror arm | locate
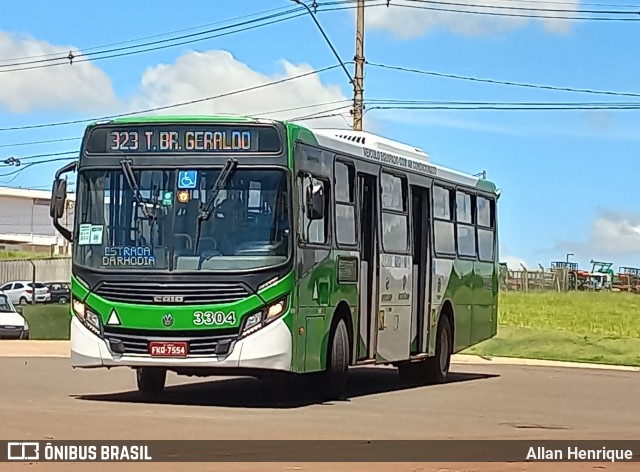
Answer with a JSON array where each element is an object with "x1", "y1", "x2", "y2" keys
[{"x1": 50, "y1": 161, "x2": 77, "y2": 243}]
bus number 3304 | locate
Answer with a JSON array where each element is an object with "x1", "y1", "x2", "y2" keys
[{"x1": 193, "y1": 311, "x2": 236, "y2": 326}]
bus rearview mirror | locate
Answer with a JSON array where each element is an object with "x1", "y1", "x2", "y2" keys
[
  {"x1": 50, "y1": 179, "x2": 68, "y2": 219},
  {"x1": 306, "y1": 184, "x2": 324, "y2": 220}
]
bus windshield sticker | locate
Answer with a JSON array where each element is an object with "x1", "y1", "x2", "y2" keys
[
  {"x1": 78, "y1": 224, "x2": 92, "y2": 245},
  {"x1": 161, "y1": 191, "x2": 173, "y2": 207},
  {"x1": 89, "y1": 225, "x2": 104, "y2": 245},
  {"x1": 103, "y1": 247, "x2": 156, "y2": 267},
  {"x1": 79, "y1": 224, "x2": 103, "y2": 246},
  {"x1": 178, "y1": 170, "x2": 198, "y2": 189}
]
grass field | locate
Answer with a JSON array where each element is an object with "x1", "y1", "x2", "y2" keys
[
  {"x1": 21, "y1": 304, "x2": 70, "y2": 340},
  {"x1": 17, "y1": 290, "x2": 640, "y2": 367},
  {"x1": 0, "y1": 250, "x2": 54, "y2": 260},
  {"x1": 463, "y1": 291, "x2": 640, "y2": 367}
]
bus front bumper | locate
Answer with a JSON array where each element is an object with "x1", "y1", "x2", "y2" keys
[{"x1": 70, "y1": 316, "x2": 292, "y2": 372}]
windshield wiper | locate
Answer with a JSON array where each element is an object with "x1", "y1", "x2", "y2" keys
[
  {"x1": 120, "y1": 159, "x2": 156, "y2": 222},
  {"x1": 193, "y1": 158, "x2": 238, "y2": 255}
]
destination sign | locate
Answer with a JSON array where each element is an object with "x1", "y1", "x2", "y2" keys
[{"x1": 84, "y1": 125, "x2": 281, "y2": 154}]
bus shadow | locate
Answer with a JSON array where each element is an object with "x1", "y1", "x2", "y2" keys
[{"x1": 72, "y1": 367, "x2": 499, "y2": 409}]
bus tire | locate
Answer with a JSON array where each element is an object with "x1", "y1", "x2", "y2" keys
[
  {"x1": 424, "y1": 315, "x2": 452, "y2": 384},
  {"x1": 136, "y1": 367, "x2": 166, "y2": 395},
  {"x1": 320, "y1": 319, "x2": 349, "y2": 401}
]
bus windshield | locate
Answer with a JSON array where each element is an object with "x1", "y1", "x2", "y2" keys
[{"x1": 73, "y1": 167, "x2": 291, "y2": 272}]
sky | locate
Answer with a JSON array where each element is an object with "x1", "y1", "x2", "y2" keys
[{"x1": 0, "y1": 0, "x2": 639, "y2": 271}]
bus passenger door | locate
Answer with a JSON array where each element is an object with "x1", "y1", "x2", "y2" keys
[
  {"x1": 375, "y1": 173, "x2": 413, "y2": 364},
  {"x1": 410, "y1": 186, "x2": 431, "y2": 354},
  {"x1": 357, "y1": 173, "x2": 378, "y2": 361}
]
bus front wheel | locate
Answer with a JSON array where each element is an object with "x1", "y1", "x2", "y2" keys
[{"x1": 136, "y1": 367, "x2": 167, "y2": 395}]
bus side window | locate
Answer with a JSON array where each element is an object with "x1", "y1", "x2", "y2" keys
[
  {"x1": 433, "y1": 185, "x2": 455, "y2": 256},
  {"x1": 380, "y1": 171, "x2": 408, "y2": 253},
  {"x1": 477, "y1": 196, "x2": 495, "y2": 261},
  {"x1": 456, "y1": 190, "x2": 476, "y2": 257},
  {"x1": 335, "y1": 160, "x2": 356, "y2": 247}
]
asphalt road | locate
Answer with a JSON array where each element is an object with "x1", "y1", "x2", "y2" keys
[{"x1": 1, "y1": 358, "x2": 639, "y2": 471}]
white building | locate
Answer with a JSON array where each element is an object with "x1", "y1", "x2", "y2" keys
[{"x1": 0, "y1": 186, "x2": 75, "y2": 255}]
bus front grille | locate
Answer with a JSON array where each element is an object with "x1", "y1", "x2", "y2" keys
[
  {"x1": 102, "y1": 327, "x2": 239, "y2": 357},
  {"x1": 94, "y1": 280, "x2": 251, "y2": 305}
]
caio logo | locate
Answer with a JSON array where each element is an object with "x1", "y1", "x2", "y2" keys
[
  {"x1": 7, "y1": 442, "x2": 40, "y2": 461},
  {"x1": 153, "y1": 295, "x2": 184, "y2": 303}
]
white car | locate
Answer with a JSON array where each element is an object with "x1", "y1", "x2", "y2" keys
[
  {"x1": 0, "y1": 291, "x2": 29, "y2": 340},
  {"x1": 0, "y1": 281, "x2": 50, "y2": 305}
]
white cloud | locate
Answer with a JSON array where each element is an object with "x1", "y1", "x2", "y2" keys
[
  {"x1": 365, "y1": 0, "x2": 578, "y2": 38},
  {"x1": 126, "y1": 50, "x2": 355, "y2": 129},
  {"x1": 553, "y1": 211, "x2": 640, "y2": 265},
  {"x1": 0, "y1": 32, "x2": 119, "y2": 114},
  {"x1": 588, "y1": 211, "x2": 640, "y2": 256},
  {"x1": 0, "y1": 34, "x2": 368, "y2": 130}
]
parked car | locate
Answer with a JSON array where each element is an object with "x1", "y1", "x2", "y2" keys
[
  {"x1": 0, "y1": 281, "x2": 50, "y2": 305},
  {"x1": 43, "y1": 282, "x2": 70, "y2": 304},
  {"x1": 0, "y1": 291, "x2": 29, "y2": 340}
]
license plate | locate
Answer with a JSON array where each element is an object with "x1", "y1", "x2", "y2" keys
[{"x1": 149, "y1": 341, "x2": 188, "y2": 357}]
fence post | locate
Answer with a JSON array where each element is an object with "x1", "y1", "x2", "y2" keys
[{"x1": 29, "y1": 260, "x2": 36, "y2": 305}]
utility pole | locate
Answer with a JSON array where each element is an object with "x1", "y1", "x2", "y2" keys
[{"x1": 353, "y1": 0, "x2": 365, "y2": 131}]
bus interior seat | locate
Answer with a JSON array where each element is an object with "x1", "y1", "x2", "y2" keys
[
  {"x1": 234, "y1": 241, "x2": 278, "y2": 256},
  {"x1": 174, "y1": 256, "x2": 201, "y2": 270},
  {"x1": 151, "y1": 247, "x2": 167, "y2": 267}
]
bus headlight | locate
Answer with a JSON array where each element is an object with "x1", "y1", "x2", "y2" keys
[
  {"x1": 240, "y1": 295, "x2": 289, "y2": 338},
  {"x1": 242, "y1": 311, "x2": 264, "y2": 335},
  {"x1": 72, "y1": 298, "x2": 102, "y2": 335}
]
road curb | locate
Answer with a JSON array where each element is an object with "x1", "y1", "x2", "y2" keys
[
  {"x1": 0, "y1": 341, "x2": 638, "y2": 372},
  {"x1": 452, "y1": 354, "x2": 640, "y2": 372}
]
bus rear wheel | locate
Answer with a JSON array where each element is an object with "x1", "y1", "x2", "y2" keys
[
  {"x1": 318, "y1": 319, "x2": 349, "y2": 401},
  {"x1": 136, "y1": 367, "x2": 167, "y2": 395},
  {"x1": 424, "y1": 315, "x2": 452, "y2": 384},
  {"x1": 397, "y1": 315, "x2": 452, "y2": 385}
]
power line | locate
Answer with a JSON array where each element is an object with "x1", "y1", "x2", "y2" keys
[
  {"x1": 0, "y1": 4, "x2": 296, "y2": 64},
  {"x1": 0, "y1": 157, "x2": 77, "y2": 178},
  {"x1": 0, "y1": 63, "x2": 345, "y2": 132},
  {"x1": 491, "y1": 0, "x2": 638, "y2": 7},
  {"x1": 489, "y1": 0, "x2": 639, "y2": 8},
  {"x1": 326, "y1": 0, "x2": 640, "y2": 8},
  {"x1": 0, "y1": 151, "x2": 77, "y2": 166},
  {"x1": 365, "y1": 101, "x2": 640, "y2": 110},
  {"x1": 330, "y1": 0, "x2": 640, "y2": 20},
  {"x1": 245, "y1": 99, "x2": 353, "y2": 120},
  {"x1": 0, "y1": 8, "x2": 308, "y2": 73},
  {"x1": 0, "y1": 100, "x2": 352, "y2": 166},
  {"x1": 400, "y1": 0, "x2": 640, "y2": 16},
  {"x1": 290, "y1": 104, "x2": 354, "y2": 120},
  {"x1": 367, "y1": 62, "x2": 640, "y2": 98},
  {"x1": 395, "y1": 2, "x2": 640, "y2": 21},
  {"x1": 0, "y1": 136, "x2": 81, "y2": 148},
  {"x1": 0, "y1": 102, "x2": 352, "y2": 150}
]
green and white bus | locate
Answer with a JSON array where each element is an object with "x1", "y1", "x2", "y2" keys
[{"x1": 50, "y1": 115, "x2": 500, "y2": 399}]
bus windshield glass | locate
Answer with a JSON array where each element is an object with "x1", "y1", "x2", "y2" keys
[{"x1": 73, "y1": 168, "x2": 291, "y2": 272}]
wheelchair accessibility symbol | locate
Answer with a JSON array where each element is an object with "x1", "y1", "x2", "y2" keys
[{"x1": 178, "y1": 170, "x2": 198, "y2": 189}]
